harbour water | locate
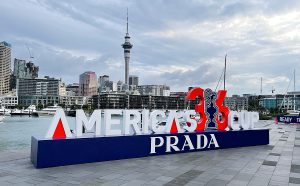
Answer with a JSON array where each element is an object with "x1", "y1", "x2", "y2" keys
[{"x1": 0, "y1": 116, "x2": 75, "y2": 151}]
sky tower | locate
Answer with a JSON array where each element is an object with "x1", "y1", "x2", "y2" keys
[{"x1": 122, "y1": 9, "x2": 133, "y2": 85}]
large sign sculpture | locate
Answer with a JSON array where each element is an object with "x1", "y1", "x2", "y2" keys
[{"x1": 31, "y1": 88, "x2": 269, "y2": 168}]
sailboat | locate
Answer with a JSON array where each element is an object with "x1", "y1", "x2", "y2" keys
[{"x1": 276, "y1": 69, "x2": 300, "y2": 123}]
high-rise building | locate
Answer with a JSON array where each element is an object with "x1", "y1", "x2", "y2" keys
[
  {"x1": 225, "y1": 95, "x2": 249, "y2": 111},
  {"x1": 137, "y1": 85, "x2": 170, "y2": 96},
  {"x1": 0, "y1": 41, "x2": 12, "y2": 95},
  {"x1": 129, "y1": 75, "x2": 139, "y2": 91},
  {"x1": 92, "y1": 93, "x2": 186, "y2": 110},
  {"x1": 98, "y1": 75, "x2": 110, "y2": 92},
  {"x1": 59, "y1": 81, "x2": 66, "y2": 96},
  {"x1": 107, "y1": 81, "x2": 118, "y2": 92},
  {"x1": 129, "y1": 75, "x2": 138, "y2": 86},
  {"x1": 60, "y1": 96, "x2": 88, "y2": 107},
  {"x1": 98, "y1": 75, "x2": 109, "y2": 87},
  {"x1": 66, "y1": 83, "x2": 79, "y2": 96},
  {"x1": 122, "y1": 10, "x2": 133, "y2": 85},
  {"x1": 13, "y1": 58, "x2": 39, "y2": 79},
  {"x1": 12, "y1": 58, "x2": 39, "y2": 89},
  {"x1": 17, "y1": 76, "x2": 60, "y2": 106},
  {"x1": 79, "y1": 71, "x2": 98, "y2": 96},
  {"x1": 116, "y1": 80, "x2": 128, "y2": 92},
  {"x1": 0, "y1": 94, "x2": 18, "y2": 108}
]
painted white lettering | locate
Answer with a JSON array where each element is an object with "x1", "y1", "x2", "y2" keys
[
  {"x1": 166, "y1": 136, "x2": 180, "y2": 152},
  {"x1": 183, "y1": 110, "x2": 197, "y2": 132},
  {"x1": 196, "y1": 134, "x2": 208, "y2": 149},
  {"x1": 182, "y1": 135, "x2": 195, "y2": 151},
  {"x1": 238, "y1": 111, "x2": 246, "y2": 129},
  {"x1": 150, "y1": 136, "x2": 164, "y2": 154},
  {"x1": 166, "y1": 110, "x2": 184, "y2": 133},
  {"x1": 142, "y1": 109, "x2": 150, "y2": 134},
  {"x1": 123, "y1": 110, "x2": 142, "y2": 135},
  {"x1": 228, "y1": 111, "x2": 240, "y2": 130},
  {"x1": 150, "y1": 110, "x2": 166, "y2": 133},
  {"x1": 45, "y1": 108, "x2": 72, "y2": 138},
  {"x1": 75, "y1": 109, "x2": 101, "y2": 137},
  {"x1": 208, "y1": 134, "x2": 219, "y2": 148},
  {"x1": 103, "y1": 110, "x2": 122, "y2": 136},
  {"x1": 250, "y1": 112, "x2": 259, "y2": 128}
]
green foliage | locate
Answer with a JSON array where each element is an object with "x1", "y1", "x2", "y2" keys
[
  {"x1": 58, "y1": 103, "x2": 65, "y2": 108},
  {"x1": 259, "y1": 114, "x2": 272, "y2": 120},
  {"x1": 37, "y1": 104, "x2": 44, "y2": 110},
  {"x1": 15, "y1": 104, "x2": 25, "y2": 109}
]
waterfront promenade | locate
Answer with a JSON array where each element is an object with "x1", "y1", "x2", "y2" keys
[{"x1": 0, "y1": 121, "x2": 299, "y2": 186}]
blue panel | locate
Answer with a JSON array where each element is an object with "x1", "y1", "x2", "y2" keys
[
  {"x1": 31, "y1": 129, "x2": 269, "y2": 168},
  {"x1": 277, "y1": 116, "x2": 300, "y2": 123}
]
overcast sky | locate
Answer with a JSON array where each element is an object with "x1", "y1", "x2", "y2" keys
[{"x1": 1, "y1": 0, "x2": 300, "y2": 95}]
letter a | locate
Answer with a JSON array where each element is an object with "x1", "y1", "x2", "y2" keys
[{"x1": 45, "y1": 108, "x2": 72, "y2": 139}]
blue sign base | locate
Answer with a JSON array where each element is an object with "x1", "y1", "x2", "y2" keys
[
  {"x1": 277, "y1": 115, "x2": 300, "y2": 123},
  {"x1": 31, "y1": 129, "x2": 269, "y2": 168}
]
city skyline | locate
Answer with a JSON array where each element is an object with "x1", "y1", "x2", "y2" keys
[{"x1": 1, "y1": 1, "x2": 300, "y2": 96}]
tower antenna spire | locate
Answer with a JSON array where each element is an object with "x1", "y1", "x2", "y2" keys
[
  {"x1": 126, "y1": 8, "x2": 129, "y2": 34},
  {"x1": 122, "y1": 8, "x2": 133, "y2": 86}
]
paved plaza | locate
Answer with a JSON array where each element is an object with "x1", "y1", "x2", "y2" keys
[{"x1": 0, "y1": 121, "x2": 300, "y2": 185}]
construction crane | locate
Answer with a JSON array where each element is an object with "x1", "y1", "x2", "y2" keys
[
  {"x1": 25, "y1": 44, "x2": 34, "y2": 61},
  {"x1": 271, "y1": 86, "x2": 275, "y2": 94}
]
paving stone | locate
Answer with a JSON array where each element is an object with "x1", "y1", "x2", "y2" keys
[
  {"x1": 291, "y1": 164, "x2": 300, "y2": 173},
  {"x1": 205, "y1": 179, "x2": 228, "y2": 186},
  {"x1": 215, "y1": 173, "x2": 235, "y2": 181},
  {"x1": 163, "y1": 170, "x2": 203, "y2": 186},
  {"x1": 155, "y1": 176, "x2": 174, "y2": 182},
  {"x1": 120, "y1": 180, "x2": 145, "y2": 186},
  {"x1": 262, "y1": 160, "x2": 277, "y2": 166},
  {"x1": 271, "y1": 175, "x2": 289, "y2": 183},
  {"x1": 184, "y1": 180, "x2": 206, "y2": 186},
  {"x1": 268, "y1": 180, "x2": 288, "y2": 186},
  {"x1": 227, "y1": 179, "x2": 248, "y2": 186},
  {"x1": 279, "y1": 139, "x2": 287, "y2": 141},
  {"x1": 233, "y1": 173, "x2": 253, "y2": 182},
  {"x1": 289, "y1": 177, "x2": 300, "y2": 184},
  {"x1": 290, "y1": 173, "x2": 300, "y2": 178},
  {"x1": 265, "y1": 145, "x2": 274, "y2": 150}
]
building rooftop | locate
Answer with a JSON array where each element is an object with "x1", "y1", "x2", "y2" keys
[{"x1": 0, "y1": 41, "x2": 11, "y2": 48}]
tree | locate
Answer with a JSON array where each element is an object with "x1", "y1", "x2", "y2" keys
[{"x1": 37, "y1": 104, "x2": 44, "y2": 110}]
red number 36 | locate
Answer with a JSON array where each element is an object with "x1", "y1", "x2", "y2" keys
[{"x1": 186, "y1": 88, "x2": 229, "y2": 131}]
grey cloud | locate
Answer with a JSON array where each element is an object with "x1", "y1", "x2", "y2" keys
[
  {"x1": 1, "y1": 0, "x2": 300, "y2": 95},
  {"x1": 160, "y1": 62, "x2": 223, "y2": 91}
]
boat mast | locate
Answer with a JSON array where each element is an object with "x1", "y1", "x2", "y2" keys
[
  {"x1": 224, "y1": 54, "x2": 227, "y2": 90},
  {"x1": 294, "y1": 69, "x2": 296, "y2": 111},
  {"x1": 260, "y1": 77, "x2": 262, "y2": 94}
]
